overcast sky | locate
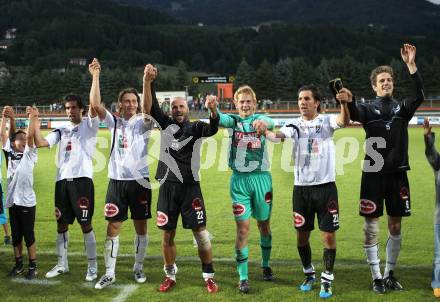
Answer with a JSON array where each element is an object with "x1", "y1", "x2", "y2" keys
[{"x1": 427, "y1": 0, "x2": 440, "y2": 4}]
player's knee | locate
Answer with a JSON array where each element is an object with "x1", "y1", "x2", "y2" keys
[
  {"x1": 257, "y1": 220, "x2": 271, "y2": 235},
  {"x1": 162, "y1": 231, "x2": 175, "y2": 247},
  {"x1": 193, "y1": 230, "x2": 212, "y2": 251},
  {"x1": 388, "y1": 222, "x2": 401, "y2": 236},
  {"x1": 364, "y1": 219, "x2": 379, "y2": 245}
]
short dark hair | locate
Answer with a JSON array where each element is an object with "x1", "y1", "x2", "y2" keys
[
  {"x1": 64, "y1": 94, "x2": 85, "y2": 110},
  {"x1": 11, "y1": 130, "x2": 26, "y2": 142},
  {"x1": 298, "y1": 84, "x2": 322, "y2": 113},
  {"x1": 370, "y1": 65, "x2": 394, "y2": 86},
  {"x1": 117, "y1": 88, "x2": 141, "y2": 113}
]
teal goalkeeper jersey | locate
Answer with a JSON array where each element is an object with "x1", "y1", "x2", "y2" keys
[{"x1": 217, "y1": 110, "x2": 274, "y2": 173}]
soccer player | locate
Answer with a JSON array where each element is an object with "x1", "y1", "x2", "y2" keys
[
  {"x1": 215, "y1": 85, "x2": 275, "y2": 294},
  {"x1": 265, "y1": 85, "x2": 350, "y2": 298},
  {"x1": 33, "y1": 93, "x2": 100, "y2": 281},
  {"x1": 0, "y1": 106, "x2": 12, "y2": 246},
  {"x1": 345, "y1": 44, "x2": 424, "y2": 293},
  {"x1": 423, "y1": 117, "x2": 440, "y2": 298},
  {"x1": 2, "y1": 106, "x2": 39, "y2": 279},
  {"x1": 144, "y1": 69, "x2": 219, "y2": 293},
  {"x1": 87, "y1": 59, "x2": 155, "y2": 289}
]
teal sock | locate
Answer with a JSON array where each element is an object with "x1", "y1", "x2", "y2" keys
[
  {"x1": 236, "y1": 246, "x2": 249, "y2": 281},
  {"x1": 260, "y1": 234, "x2": 272, "y2": 268}
]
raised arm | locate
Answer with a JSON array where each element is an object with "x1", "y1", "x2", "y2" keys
[
  {"x1": 214, "y1": 106, "x2": 236, "y2": 128},
  {"x1": 424, "y1": 118, "x2": 440, "y2": 171},
  {"x1": 400, "y1": 44, "x2": 425, "y2": 117},
  {"x1": 142, "y1": 64, "x2": 157, "y2": 117},
  {"x1": 32, "y1": 112, "x2": 49, "y2": 148},
  {"x1": 88, "y1": 58, "x2": 106, "y2": 120},
  {"x1": 4, "y1": 106, "x2": 16, "y2": 137},
  {"x1": 26, "y1": 107, "x2": 37, "y2": 147},
  {"x1": 193, "y1": 95, "x2": 219, "y2": 137},
  {"x1": 335, "y1": 88, "x2": 352, "y2": 127},
  {"x1": 0, "y1": 107, "x2": 9, "y2": 148}
]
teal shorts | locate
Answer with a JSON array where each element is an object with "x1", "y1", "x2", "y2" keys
[
  {"x1": 230, "y1": 171, "x2": 273, "y2": 221},
  {"x1": 0, "y1": 185, "x2": 7, "y2": 225}
]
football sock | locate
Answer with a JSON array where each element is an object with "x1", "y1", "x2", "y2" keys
[
  {"x1": 56, "y1": 231, "x2": 68, "y2": 268},
  {"x1": 260, "y1": 234, "x2": 272, "y2": 268},
  {"x1": 384, "y1": 233, "x2": 401, "y2": 278},
  {"x1": 236, "y1": 246, "x2": 249, "y2": 281},
  {"x1": 104, "y1": 236, "x2": 119, "y2": 277},
  {"x1": 83, "y1": 229, "x2": 97, "y2": 270},
  {"x1": 134, "y1": 234, "x2": 148, "y2": 271},
  {"x1": 364, "y1": 243, "x2": 382, "y2": 280}
]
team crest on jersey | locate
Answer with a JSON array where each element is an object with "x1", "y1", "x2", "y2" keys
[
  {"x1": 359, "y1": 199, "x2": 376, "y2": 214},
  {"x1": 66, "y1": 141, "x2": 72, "y2": 151},
  {"x1": 293, "y1": 212, "x2": 305, "y2": 227},
  {"x1": 156, "y1": 211, "x2": 169, "y2": 226},
  {"x1": 233, "y1": 203, "x2": 246, "y2": 217},
  {"x1": 327, "y1": 200, "x2": 338, "y2": 214},
  {"x1": 77, "y1": 197, "x2": 89, "y2": 209},
  {"x1": 400, "y1": 187, "x2": 409, "y2": 200},
  {"x1": 393, "y1": 105, "x2": 401, "y2": 114},
  {"x1": 104, "y1": 203, "x2": 119, "y2": 217},
  {"x1": 264, "y1": 192, "x2": 272, "y2": 204},
  {"x1": 192, "y1": 198, "x2": 203, "y2": 211},
  {"x1": 55, "y1": 207, "x2": 61, "y2": 220}
]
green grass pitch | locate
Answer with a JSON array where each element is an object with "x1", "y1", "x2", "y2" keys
[{"x1": 0, "y1": 126, "x2": 437, "y2": 301}]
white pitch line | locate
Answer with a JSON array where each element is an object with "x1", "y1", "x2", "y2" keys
[
  {"x1": 12, "y1": 278, "x2": 61, "y2": 286},
  {"x1": 111, "y1": 284, "x2": 138, "y2": 302},
  {"x1": 82, "y1": 282, "x2": 138, "y2": 302}
]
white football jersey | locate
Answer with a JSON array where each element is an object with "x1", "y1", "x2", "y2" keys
[
  {"x1": 280, "y1": 114, "x2": 340, "y2": 186},
  {"x1": 3, "y1": 138, "x2": 24, "y2": 182},
  {"x1": 5, "y1": 145, "x2": 38, "y2": 208},
  {"x1": 45, "y1": 116, "x2": 99, "y2": 181},
  {"x1": 103, "y1": 110, "x2": 152, "y2": 180}
]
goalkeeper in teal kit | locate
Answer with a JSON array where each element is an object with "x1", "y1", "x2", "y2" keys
[{"x1": 212, "y1": 85, "x2": 275, "y2": 293}]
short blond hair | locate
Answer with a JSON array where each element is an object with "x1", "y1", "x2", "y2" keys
[{"x1": 234, "y1": 85, "x2": 257, "y2": 103}]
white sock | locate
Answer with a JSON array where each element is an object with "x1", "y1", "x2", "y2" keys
[
  {"x1": 163, "y1": 264, "x2": 178, "y2": 281},
  {"x1": 56, "y1": 231, "x2": 69, "y2": 268},
  {"x1": 203, "y1": 272, "x2": 214, "y2": 281},
  {"x1": 134, "y1": 234, "x2": 148, "y2": 271},
  {"x1": 321, "y1": 271, "x2": 334, "y2": 284},
  {"x1": 104, "y1": 236, "x2": 119, "y2": 277},
  {"x1": 83, "y1": 230, "x2": 97, "y2": 270},
  {"x1": 364, "y1": 243, "x2": 382, "y2": 280},
  {"x1": 303, "y1": 264, "x2": 315, "y2": 277},
  {"x1": 384, "y1": 234, "x2": 402, "y2": 278}
]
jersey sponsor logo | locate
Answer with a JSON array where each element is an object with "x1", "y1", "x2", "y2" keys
[
  {"x1": 192, "y1": 198, "x2": 203, "y2": 211},
  {"x1": 55, "y1": 207, "x2": 61, "y2": 220},
  {"x1": 234, "y1": 131, "x2": 261, "y2": 149},
  {"x1": 232, "y1": 203, "x2": 245, "y2": 217},
  {"x1": 359, "y1": 199, "x2": 376, "y2": 214},
  {"x1": 157, "y1": 211, "x2": 169, "y2": 226},
  {"x1": 293, "y1": 212, "x2": 305, "y2": 227},
  {"x1": 104, "y1": 203, "x2": 119, "y2": 218},
  {"x1": 399, "y1": 187, "x2": 409, "y2": 200},
  {"x1": 327, "y1": 200, "x2": 338, "y2": 214},
  {"x1": 77, "y1": 197, "x2": 90, "y2": 209},
  {"x1": 264, "y1": 192, "x2": 272, "y2": 204}
]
